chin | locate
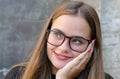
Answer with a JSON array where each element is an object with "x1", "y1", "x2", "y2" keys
[{"x1": 54, "y1": 62, "x2": 67, "y2": 70}]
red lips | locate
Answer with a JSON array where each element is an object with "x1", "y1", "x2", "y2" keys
[{"x1": 54, "y1": 52, "x2": 72, "y2": 60}]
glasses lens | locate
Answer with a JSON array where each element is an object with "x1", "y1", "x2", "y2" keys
[
  {"x1": 48, "y1": 30, "x2": 64, "y2": 46},
  {"x1": 70, "y1": 37, "x2": 89, "y2": 52}
]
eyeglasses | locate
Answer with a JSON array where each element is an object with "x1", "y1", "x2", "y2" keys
[{"x1": 46, "y1": 29, "x2": 92, "y2": 53}]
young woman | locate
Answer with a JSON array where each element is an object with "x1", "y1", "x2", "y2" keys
[{"x1": 5, "y1": 1, "x2": 113, "y2": 79}]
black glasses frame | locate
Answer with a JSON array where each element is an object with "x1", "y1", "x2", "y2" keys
[{"x1": 46, "y1": 30, "x2": 92, "y2": 53}]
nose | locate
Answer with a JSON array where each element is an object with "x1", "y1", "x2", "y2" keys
[{"x1": 57, "y1": 39, "x2": 70, "y2": 52}]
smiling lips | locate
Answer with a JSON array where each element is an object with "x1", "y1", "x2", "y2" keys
[{"x1": 54, "y1": 52, "x2": 72, "y2": 60}]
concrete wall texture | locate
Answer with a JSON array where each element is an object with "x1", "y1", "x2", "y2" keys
[{"x1": 0, "y1": 0, "x2": 119, "y2": 79}]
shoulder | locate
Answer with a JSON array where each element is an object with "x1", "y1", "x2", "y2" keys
[
  {"x1": 105, "y1": 73, "x2": 114, "y2": 79},
  {"x1": 5, "y1": 64, "x2": 26, "y2": 79}
]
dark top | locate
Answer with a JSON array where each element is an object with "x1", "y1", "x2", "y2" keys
[{"x1": 5, "y1": 66, "x2": 113, "y2": 79}]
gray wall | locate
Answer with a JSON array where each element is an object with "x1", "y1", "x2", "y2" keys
[
  {"x1": 0, "y1": 0, "x2": 120, "y2": 79},
  {"x1": 101, "y1": 0, "x2": 120, "y2": 79},
  {"x1": 0, "y1": 0, "x2": 69, "y2": 79},
  {"x1": 75, "y1": 0, "x2": 120, "y2": 79}
]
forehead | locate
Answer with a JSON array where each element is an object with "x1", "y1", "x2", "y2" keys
[{"x1": 51, "y1": 15, "x2": 91, "y2": 39}]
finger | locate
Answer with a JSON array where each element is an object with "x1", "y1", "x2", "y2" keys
[
  {"x1": 63, "y1": 39, "x2": 96, "y2": 70},
  {"x1": 75, "y1": 39, "x2": 95, "y2": 61},
  {"x1": 80, "y1": 39, "x2": 95, "y2": 63},
  {"x1": 76, "y1": 49, "x2": 94, "y2": 71},
  {"x1": 75, "y1": 39, "x2": 96, "y2": 69},
  {"x1": 69, "y1": 53, "x2": 91, "y2": 73},
  {"x1": 77, "y1": 39, "x2": 96, "y2": 59},
  {"x1": 87, "y1": 39, "x2": 96, "y2": 52}
]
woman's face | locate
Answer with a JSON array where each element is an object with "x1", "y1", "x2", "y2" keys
[{"x1": 47, "y1": 15, "x2": 91, "y2": 74}]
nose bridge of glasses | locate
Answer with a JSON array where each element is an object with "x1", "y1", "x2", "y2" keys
[{"x1": 59, "y1": 36, "x2": 71, "y2": 50}]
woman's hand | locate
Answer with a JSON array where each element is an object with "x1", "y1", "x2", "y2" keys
[{"x1": 56, "y1": 40, "x2": 95, "y2": 79}]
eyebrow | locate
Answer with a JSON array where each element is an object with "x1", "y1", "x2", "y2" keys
[{"x1": 51, "y1": 28, "x2": 90, "y2": 41}]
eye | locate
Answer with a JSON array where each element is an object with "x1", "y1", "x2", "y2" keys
[
  {"x1": 52, "y1": 31, "x2": 63, "y2": 39},
  {"x1": 71, "y1": 38, "x2": 83, "y2": 45}
]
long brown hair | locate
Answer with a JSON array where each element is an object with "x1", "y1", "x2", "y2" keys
[{"x1": 22, "y1": 1, "x2": 104, "y2": 79}]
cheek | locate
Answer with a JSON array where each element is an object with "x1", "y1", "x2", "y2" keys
[
  {"x1": 47, "y1": 43, "x2": 56, "y2": 59},
  {"x1": 47, "y1": 43, "x2": 81, "y2": 63},
  {"x1": 47, "y1": 43, "x2": 55, "y2": 52},
  {"x1": 73, "y1": 52, "x2": 80, "y2": 58}
]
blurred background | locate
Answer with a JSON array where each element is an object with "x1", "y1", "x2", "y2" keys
[{"x1": 0, "y1": 0, "x2": 120, "y2": 79}]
